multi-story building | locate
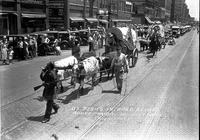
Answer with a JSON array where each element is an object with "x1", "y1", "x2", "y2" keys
[
  {"x1": 48, "y1": 0, "x2": 135, "y2": 30},
  {"x1": 158, "y1": 0, "x2": 172, "y2": 21},
  {"x1": 0, "y1": 0, "x2": 47, "y2": 35},
  {"x1": 131, "y1": 0, "x2": 161, "y2": 24},
  {"x1": 174, "y1": 0, "x2": 185, "y2": 22},
  {"x1": 48, "y1": 0, "x2": 99, "y2": 30}
]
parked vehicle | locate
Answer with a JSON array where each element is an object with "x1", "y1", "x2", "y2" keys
[{"x1": 171, "y1": 26, "x2": 181, "y2": 38}]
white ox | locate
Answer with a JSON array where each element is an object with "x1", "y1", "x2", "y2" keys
[
  {"x1": 54, "y1": 56, "x2": 78, "y2": 91},
  {"x1": 75, "y1": 56, "x2": 100, "y2": 92}
]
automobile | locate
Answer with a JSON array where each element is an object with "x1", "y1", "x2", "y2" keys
[
  {"x1": 58, "y1": 28, "x2": 101, "y2": 50},
  {"x1": 180, "y1": 26, "x2": 187, "y2": 35},
  {"x1": 171, "y1": 26, "x2": 180, "y2": 38}
]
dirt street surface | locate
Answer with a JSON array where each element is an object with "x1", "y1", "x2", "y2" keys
[{"x1": 1, "y1": 30, "x2": 199, "y2": 140}]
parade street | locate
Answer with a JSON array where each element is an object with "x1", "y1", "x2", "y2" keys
[{"x1": 1, "y1": 30, "x2": 199, "y2": 140}]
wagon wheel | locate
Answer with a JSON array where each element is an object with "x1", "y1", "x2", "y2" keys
[
  {"x1": 132, "y1": 49, "x2": 138, "y2": 67},
  {"x1": 60, "y1": 40, "x2": 70, "y2": 50}
]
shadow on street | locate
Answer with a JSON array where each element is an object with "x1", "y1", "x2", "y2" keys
[
  {"x1": 26, "y1": 115, "x2": 45, "y2": 122},
  {"x1": 61, "y1": 87, "x2": 92, "y2": 104}
]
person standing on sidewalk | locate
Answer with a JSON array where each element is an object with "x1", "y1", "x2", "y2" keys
[
  {"x1": 40, "y1": 62, "x2": 59, "y2": 123},
  {"x1": 111, "y1": 47, "x2": 129, "y2": 93},
  {"x1": 1, "y1": 36, "x2": 9, "y2": 64},
  {"x1": 23, "y1": 37, "x2": 30, "y2": 60},
  {"x1": 72, "y1": 39, "x2": 80, "y2": 60},
  {"x1": 88, "y1": 33, "x2": 94, "y2": 52}
]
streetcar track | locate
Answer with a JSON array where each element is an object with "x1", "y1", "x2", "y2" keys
[{"x1": 77, "y1": 32, "x2": 194, "y2": 139}]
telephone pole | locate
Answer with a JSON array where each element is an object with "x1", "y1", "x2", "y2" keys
[
  {"x1": 170, "y1": 0, "x2": 175, "y2": 22},
  {"x1": 83, "y1": 0, "x2": 86, "y2": 28},
  {"x1": 108, "y1": 0, "x2": 112, "y2": 28},
  {"x1": 64, "y1": 0, "x2": 70, "y2": 30}
]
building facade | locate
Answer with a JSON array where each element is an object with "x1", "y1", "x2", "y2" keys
[
  {"x1": 48, "y1": 0, "x2": 135, "y2": 30},
  {"x1": 158, "y1": 0, "x2": 172, "y2": 21},
  {"x1": 48, "y1": 0, "x2": 99, "y2": 30},
  {"x1": 170, "y1": 0, "x2": 191, "y2": 23},
  {"x1": 0, "y1": 0, "x2": 47, "y2": 35}
]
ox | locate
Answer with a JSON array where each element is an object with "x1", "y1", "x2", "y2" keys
[
  {"x1": 54, "y1": 56, "x2": 78, "y2": 92},
  {"x1": 74, "y1": 56, "x2": 100, "y2": 93}
]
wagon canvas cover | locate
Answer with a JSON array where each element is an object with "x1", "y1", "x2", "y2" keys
[{"x1": 118, "y1": 27, "x2": 137, "y2": 50}]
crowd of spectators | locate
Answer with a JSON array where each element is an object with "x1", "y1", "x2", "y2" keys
[{"x1": 0, "y1": 22, "x2": 181, "y2": 65}]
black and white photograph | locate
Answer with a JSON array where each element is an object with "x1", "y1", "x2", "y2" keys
[{"x1": 0, "y1": 0, "x2": 199, "y2": 140}]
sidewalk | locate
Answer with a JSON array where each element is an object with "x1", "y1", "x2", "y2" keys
[{"x1": 0, "y1": 46, "x2": 89, "y2": 66}]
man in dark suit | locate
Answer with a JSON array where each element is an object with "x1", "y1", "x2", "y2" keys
[{"x1": 40, "y1": 62, "x2": 59, "y2": 123}]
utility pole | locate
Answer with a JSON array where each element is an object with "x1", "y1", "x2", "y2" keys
[
  {"x1": 45, "y1": 0, "x2": 49, "y2": 30},
  {"x1": 64, "y1": 0, "x2": 70, "y2": 30},
  {"x1": 83, "y1": 0, "x2": 86, "y2": 28},
  {"x1": 108, "y1": 0, "x2": 112, "y2": 28},
  {"x1": 16, "y1": 0, "x2": 21, "y2": 34},
  {"x1": 89, "y1": 0, "x2": 94, "y2": 17}
]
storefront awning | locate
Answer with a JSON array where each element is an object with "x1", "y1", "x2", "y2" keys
[
  {"x1": 70, "y1": 17, "x2": 84, "y2": 22},
  {"x1": 112, "y1": 19, "x2": 132, "y2": 22},
  {"x1": 22, "y1": 13, "x2": 46, "y2": 18},
  {"x1": 99, "y1": 19, "x2": 108, "y2": 23},
  {"x1": 145, "y1": 17, "x2": 154, "y2": 24},
  {"x1": 0, "y1": 13, "x2": 8, "y2": 15},
  {"x1": 0, "y1": 12, "x2": 18, "y2": 16},
  {"x1": 85, "y1": 18, "x2": 98, "y2": 22}
]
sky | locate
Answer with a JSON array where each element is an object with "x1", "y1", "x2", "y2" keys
[{"x1": 185, "y1": 0, "x2": 199, "y2": 21}]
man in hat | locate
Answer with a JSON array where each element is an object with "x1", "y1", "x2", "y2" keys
[
  {"x1": 40, "y1": 62, "x2": 59, "y2": 123},
  {"x1": 111, "y1": 47, "x2": 129, "y2": 92}
]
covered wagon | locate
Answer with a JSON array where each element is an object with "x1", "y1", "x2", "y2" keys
[{"x1": 105, "y1": 26, "x2": 139, "y2": 67}]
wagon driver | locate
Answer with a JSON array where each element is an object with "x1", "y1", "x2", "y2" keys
[{"x1": 111, "y1": 46, "x2": 129, "y2": 93}]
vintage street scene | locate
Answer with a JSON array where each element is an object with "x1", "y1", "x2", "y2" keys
[{"x1": 0, "y1": 0, "x2": 199, "y2": 140}]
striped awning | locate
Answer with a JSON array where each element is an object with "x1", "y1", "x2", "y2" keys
[
  {"x1": 70, "y1": 17, "x2": 84, "y2": 22},
  {"x1": 22, "y1": 13, "x2": 46, "y2": 18},
  {"x1": 112, "y1": 19, "x2": 132, "y2": 22},
  {"x1": 85, "y1": 18, "x2": 98, "y2": 22},
  {"x1": 145, "y1": 16, "x2": 154, "y2": 24},
  {"x1": 99, "y1": 19, "x2": 108, "y2": 23}
]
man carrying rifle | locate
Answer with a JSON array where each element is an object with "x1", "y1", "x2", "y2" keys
[{"x1": 40, "y1": 62, "x2": 59, "y2": 123}]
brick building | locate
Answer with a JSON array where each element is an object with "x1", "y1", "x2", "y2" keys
[
  {"x1": 0, "y1": 0, "x2": 47, "y2": 35},
  {"x1": 48, "y1": 0, "x2": 135, "y2": 30}
]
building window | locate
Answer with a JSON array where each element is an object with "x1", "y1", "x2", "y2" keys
[{"x1": 50, "y1": 8, "x2": 63, "y2": 17}]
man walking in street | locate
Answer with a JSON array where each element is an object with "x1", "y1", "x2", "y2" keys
[
  {"x1": 40, "y1": 62, "x2": 59, "y2": 123},
  {"x1": 111, "y1": 47, "x2": 129, "y2": 93}
]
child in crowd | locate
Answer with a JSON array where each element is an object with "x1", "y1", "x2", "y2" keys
[{"x1": 8, "y1": 46, "x2": 14, "y2": 64}]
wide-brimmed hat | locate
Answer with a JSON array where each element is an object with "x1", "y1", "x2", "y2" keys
[{"x1": 46, "y1": 61, "x2": 55, "y2": 69}]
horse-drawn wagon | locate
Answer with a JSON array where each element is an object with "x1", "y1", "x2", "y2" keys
[{"x1": 105, "y1": 26, "x2": 139, "y2": 67}]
